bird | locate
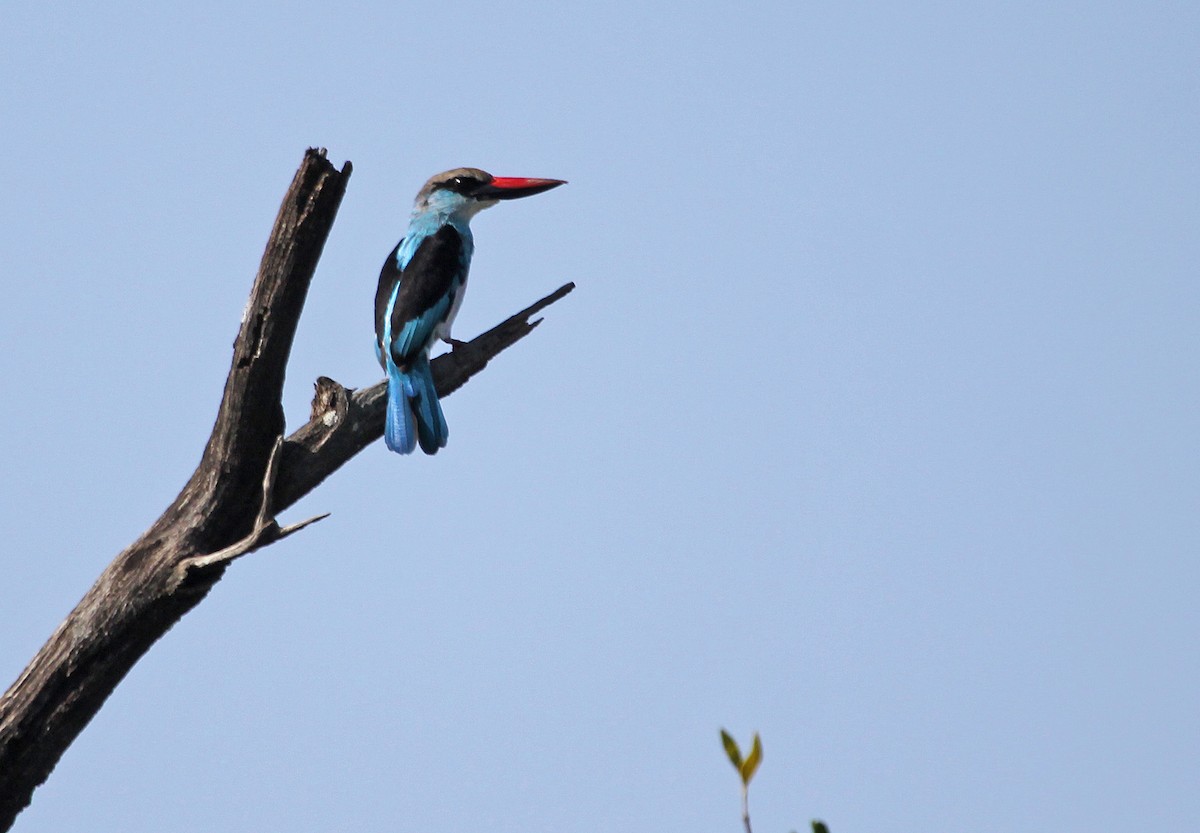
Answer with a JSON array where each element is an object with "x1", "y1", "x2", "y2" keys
[{"x1": 374, "y1": 167, "x2": 566, "y2": 454}]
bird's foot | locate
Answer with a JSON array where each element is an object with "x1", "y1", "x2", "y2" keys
[{"x1": 443, "y1": 337, "x2": 470, "y2": 351}]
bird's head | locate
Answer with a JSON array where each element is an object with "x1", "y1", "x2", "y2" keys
[{"x1": 413, "y1": 167, "x2": 566, "y2": 221}]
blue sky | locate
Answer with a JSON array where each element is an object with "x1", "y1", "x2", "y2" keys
[{"x1": 2, "y1": 2, "x2": 1197, "y2": 831}]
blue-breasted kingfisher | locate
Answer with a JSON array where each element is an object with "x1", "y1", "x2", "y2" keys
[{"x1": 374, "y1": 167, "x2": 566, "y2": 454}]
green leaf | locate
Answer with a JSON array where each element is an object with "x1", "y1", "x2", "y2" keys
[
  {"x1": 740, "y1": 732, "x2": 763, "y2": 784},
  {"x1": 719, "y1": 728, "x2": 743, "y2": 769},
  {"x1": 812, "y1": 821, "x2": 830, "y2": 833}
]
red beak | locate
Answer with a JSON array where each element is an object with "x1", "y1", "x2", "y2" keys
[{"x1": 474, "y1": 176, "x2": 567, "y2": 200}]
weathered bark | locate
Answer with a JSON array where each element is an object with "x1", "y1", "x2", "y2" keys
[{"x1": 0, "y1": 149, "x2": 573, "y2": 830}]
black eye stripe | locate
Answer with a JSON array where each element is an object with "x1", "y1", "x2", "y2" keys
[{"x1": 438, "y1": 175, "x2": 486, "y2": 195}]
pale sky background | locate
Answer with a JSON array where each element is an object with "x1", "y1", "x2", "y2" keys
[{"x1": 2, "y1": 2, "x2": 1197, "y2": 831}]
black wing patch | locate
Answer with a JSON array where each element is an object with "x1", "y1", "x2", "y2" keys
[
  {"x1": 390, "y1": 225, "x2": 465, "y2": 328},
  {"x1": 374, "y1": 240, "x2": 403, "y2": 350}
]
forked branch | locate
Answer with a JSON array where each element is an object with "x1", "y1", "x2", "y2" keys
[{"x1": 0, "y1": 149, "x2": 573, "y2": 831}]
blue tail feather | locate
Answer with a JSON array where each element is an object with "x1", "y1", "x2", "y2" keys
[
  {"x1": 410, "y1": 355, "x2": 448, "y2": 454},
  {"x1": 384, "y1": 355, "x2": 448, "y2": 455},
  {"x1": 385, "y1": 366, "x2": 417, "y2": 454}
]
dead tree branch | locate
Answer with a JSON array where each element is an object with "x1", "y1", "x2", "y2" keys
[{"x1": 0, "y1": 149, "x2": 574, "y2": 830}]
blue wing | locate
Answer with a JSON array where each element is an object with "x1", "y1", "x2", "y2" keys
[{"x1": 375, "y1": 225, "x2": 467, "y2": 366}]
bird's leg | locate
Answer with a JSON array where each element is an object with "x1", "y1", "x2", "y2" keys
[{"x1": 442, "y1": 336, "x2": 470, "y2": 351}]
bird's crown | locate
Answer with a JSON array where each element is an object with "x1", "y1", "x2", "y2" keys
[{"x1": 416, "y1": 168, "x2": 493, "y2": 203}]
